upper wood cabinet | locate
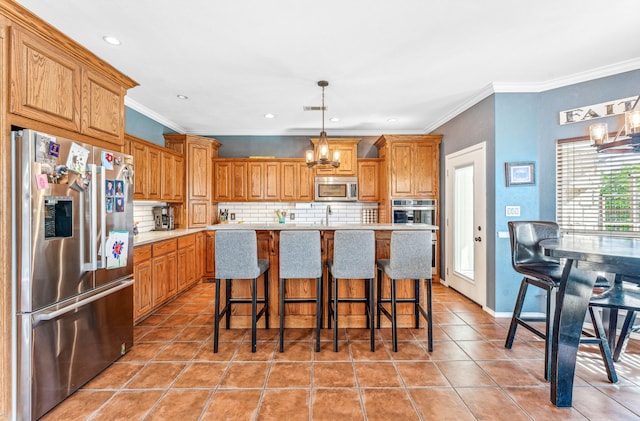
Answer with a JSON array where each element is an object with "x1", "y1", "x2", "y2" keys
[
  {"x1": 310, "y1": 138, "x2": 360, "y2": 176},
  {"x1": 127, "y1": 134, "x2": 184, "y2": 202},
  {"x1": 375, "y1": 134, "x2": 442, "y2": 199},
  {"x1": 281, "y1": 160, "x2": 313, "y2": 202},
  {"x1": 213, "y1": 160, "x2": 247, "y2": 202},
  {"x1": 165, "y1": 134, "x2": 221, "y2": 227},
  {"x1": 9, "y1": 24, "x2": 135, "y2": 146},
  {"x1": 10, "y1": 26, "x2": 81, "y2": 132},
  {"x1": 248, "y1": 161, "x2": 280, "y2": 200},
  {"x1": 358, "y1": 159, "x2": 380, "y2": 202}
]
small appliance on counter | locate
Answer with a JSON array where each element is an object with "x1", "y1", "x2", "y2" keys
[{"x1": 153, "y1": 206, "x2": 175, "y2": 230}]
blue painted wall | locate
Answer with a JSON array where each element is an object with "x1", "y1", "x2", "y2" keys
[
  {"x1": 125, "y1": 108, "x2": 176, "y2": 146},
  {"x1": 435, "y1": 69, "x2": 640, "y2": 314}
]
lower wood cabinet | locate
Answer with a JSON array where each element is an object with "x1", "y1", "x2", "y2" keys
[{"x1": 133, "y1": 233, "x2": 203, "y2": 323}]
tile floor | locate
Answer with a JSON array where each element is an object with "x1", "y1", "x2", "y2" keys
[{"x1": 41, "y1": 282, "x2": 640, "y2": 421}]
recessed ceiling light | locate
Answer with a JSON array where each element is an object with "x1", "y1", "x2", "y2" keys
[
  {"x1": 102, "y1": 35, "x2": 121, "y2": 46},
  {"x1": 387, "y1": 118, "x2": 397, "y2": 123},
  {"x1": 330, "y1": 117, "x2": 340, "y2": 122},
  {"x1": 264, "y1": 113, "x2": 275, "y2": 119},
  {"x1": 177, "y1": 94, "x2": 189, "y2": 100}
]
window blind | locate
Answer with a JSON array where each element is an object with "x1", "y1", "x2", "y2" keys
[{"x1": 556, "y1": 137, "x2": 640, "y2": 236}]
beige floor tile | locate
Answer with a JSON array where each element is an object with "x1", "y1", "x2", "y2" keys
[{"x1": 409, "y1": 387, "x2": 476, "y2": 421}]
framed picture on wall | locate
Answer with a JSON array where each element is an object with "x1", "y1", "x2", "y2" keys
[{"x1": 505, "y1": 162, "x2": 535, "y2": 186}]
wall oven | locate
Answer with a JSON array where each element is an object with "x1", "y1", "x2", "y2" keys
[{"x1": 392, "y1": 199, "x2": 438, "y2": 274}]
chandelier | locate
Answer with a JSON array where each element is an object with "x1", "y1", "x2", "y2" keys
[
  {"x1": 306, "y1": 81, "x2": 340, "y2": 168},
  {"x1": 589, "y1": 94, "x2": 640, "y2": 153}
]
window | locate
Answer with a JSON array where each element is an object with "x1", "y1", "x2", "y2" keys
[{"x1": 556, "y1": 137, "x2": 640, "y2": 236}]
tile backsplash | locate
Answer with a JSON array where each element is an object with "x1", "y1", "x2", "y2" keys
[
  {"x1": 134, "y1": 201, "x2": 379, "y2": 232},
  {"x1": 217, "y1": 202, "x2": 378, "y2": 225}
]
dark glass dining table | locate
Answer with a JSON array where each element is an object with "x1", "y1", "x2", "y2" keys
[{"x1": 539, "y1": 234, "x2": 640, "y2": 407}]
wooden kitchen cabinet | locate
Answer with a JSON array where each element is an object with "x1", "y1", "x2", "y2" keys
[
  {"x1": 357, "y1": 159, "x2": 380, "y2": 202},
  {"x1": 133, "y1": 245, "x2": 153, "y2": 321},
  {"x1": 310, "y1": 138, "x2": 360, "y2": 176},
  {"x1": 10, "y1": 25, "x2": 134, "y2": 146},
  {"x1": 177, "y1": 234, "x2": 197, "y2": 292},
  {"x1": 147, "y1": 147, "x2": 161, "y2": 200},
  {"x1": 248, "y1": 161, "x2": 280, "y2": 200},
  {"x1": 195, "y1": 232, "x2": 206, "y2": 280},
  {"x1": 165, "y1": 134, "x2": 221, "y2": 227},
  {"x1": 161, "y1": 150, "x2": 184, "y2": 202},
  {"x1": 375, "y1": 134, "x2": 442, "y2": 199},
  {"x1": 151, "y1": 239, "x2": 177, "y2": 307},
  {"x1": 280, "y1": 160, "x2": 313, "y2": 202},
  {"x1": 213, "y1": 160, "x2": 247, "y2": 201}
]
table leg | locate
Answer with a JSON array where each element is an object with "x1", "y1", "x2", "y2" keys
[{"x1": 550, "y1": 258, "x2": 598, "y2": 407}]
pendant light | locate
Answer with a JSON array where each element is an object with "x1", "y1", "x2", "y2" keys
[{"x1": 306, "y1": 81, "x2": 340, "y2": 168}]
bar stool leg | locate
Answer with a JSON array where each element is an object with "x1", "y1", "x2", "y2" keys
[
  {"x1": 279, "y1": 277, "x2": 285, "y2": 352},
  {"x1": 225, "y1": 279, "x2": 232, "y2": 329},
  {"x1": 264, "y1": 271, "x2": 270, "y2": 329},
  {"x1": 213, "y1": 278, "x2": 221, "y2": 353},
  {"x1": 614, "y1": 311, "x2": 636, "y2": 361},
  {"x1": 391, "y1": 278, "x2": 398, "y2": 352},
  {"x1": 426, "y1": 277, "x2": 433, "y2": 352},
  {"x1": 251, "y1": 277, "x2": 258, "y2": 353},
  {"x1": 316, "y1": 276, "x2": 322, "y2": 352},
  {"x1": 334, "y1": 276, "x2": 339, "y2": 352},
  {"x1": 589, "y1": 307, "x2": 618, "y2": 383},
  {"x1": 376, "y1": 268, "x2": 383, "y2": 329},
  {"x1": 414, "y1": 278, "x2": 421, "y2": 328},
  {"x1": 368, "y1": 277, "x2": 375, "y2": 352}
]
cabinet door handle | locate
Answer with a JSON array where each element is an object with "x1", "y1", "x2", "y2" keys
[{"x1": 474, "y1": 237, "x2": 482, "y2": 242}]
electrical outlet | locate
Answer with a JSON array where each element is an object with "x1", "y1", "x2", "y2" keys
[
  {"x1": 230, "y1": 213, "x2": 235, "y2": 220},
  {"x1": 290, "y1": 212, "x2": 295, "y2": 220},
  {"x1": 505, "y1": 206, "x2": 521, "y2": 217}
]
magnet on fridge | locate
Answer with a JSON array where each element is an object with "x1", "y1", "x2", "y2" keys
[
  {"x1": 35, "y1": 174, "x2": 49, "y2": 190},
  {"x1": 105, "y1": 179, "x2": 115, "y2": 196},
  {"x1": 48, "y1": 141, "x2": 60, "y2": 158},
  {"x1": 114, "y1": 180, "x2": 124, "y2": 196},
  {"x1": 66, "y1": 143, "x2": 90, "y2": 174},
  {"x1": 115, "y1": 197, "x2": 124, "y2": 213},
  {"x1": 105, "y1": 197, "x2": 114, "y2": 213},
  {"x1": 101, "y1": 151, "x2": 114, "y2": 170}
]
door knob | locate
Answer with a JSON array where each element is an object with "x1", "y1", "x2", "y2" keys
[{"x1": 474, "y1": 237, "x2": 482, "y2": 242}]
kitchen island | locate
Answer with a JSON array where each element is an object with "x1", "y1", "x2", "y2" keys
[{"x1": 134, "y1": 223, "x2": 438, "y2": 329}]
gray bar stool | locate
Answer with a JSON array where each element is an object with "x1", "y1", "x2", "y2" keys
[
  {"x1": 279, "y1": 230, "x2": 323, "y2": 352},
  {"x1": 328, "y1": 230, "x2": 376, "y2": 352},
  {"x1": 376, "y1": 230, "x2": 433, "y2": 352},
  {"x1": 214, "y1": 230, "x2": 270, "y2": 353}
]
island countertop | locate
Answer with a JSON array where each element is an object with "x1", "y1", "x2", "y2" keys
[{"x1": 134, "y1": 223, "x2": 438, "y2": 246}]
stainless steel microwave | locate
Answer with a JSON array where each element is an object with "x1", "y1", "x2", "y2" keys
[{"x1": 314, "y1": 176, "x2": 358, "y2": 201}]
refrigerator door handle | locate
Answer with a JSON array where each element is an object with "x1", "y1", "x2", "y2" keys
[
  {"x1": 84, "y1": 163, "x2": 99, "y2": 271},
  {"x1": 97, "y1": 165, "x2": 107, "y2": 269},
  {"x1": 33, "y1": 279, "x2": 134, "y2": 323}
]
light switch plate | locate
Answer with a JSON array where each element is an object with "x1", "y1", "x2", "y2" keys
[{"x1": 505, "y1": 206, "x2": 521, "y2": 217}]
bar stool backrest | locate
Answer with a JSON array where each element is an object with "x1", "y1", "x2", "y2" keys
[
  {"x1": 508, "y1": 221, "x2": 560, "y2": 269},
  {"x1": 280, "y1": 230, "x2": 322, "y2": 278},
  {"x1": 332, "y1": 230, "x2": 375, "y2": 279},
  {"x1": 215, "y1": 230, "x2": 260, "y2": 278},
  {"x1": 387, "y1": 230, "x2": 432, "y2": 279}
]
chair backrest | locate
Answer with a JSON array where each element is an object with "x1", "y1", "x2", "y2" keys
[
  {"x1": 331, "y1": 230, "x2": 375, "y2": 279},
  {"x1": 507, "y1": 221, "x2": 560, "y2": 268},
  {"x1": 388, "y1": 230, "x2": 432, "y2": 279},
  {"x1": 279, "y1": 230, "x2": 322, "y2": 279},
  {"x1": 215, "y1": 230, "x2": 261, "y2": 279}
]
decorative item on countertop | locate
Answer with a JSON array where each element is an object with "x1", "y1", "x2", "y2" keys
[
  {"x1": 132, "y1": 221, "x2": 139, "y2": 236},
  {"x1": 219, "y1": 209, "x2": 229, "y2": 224},
  {"x1": 275, "y1": 209, "x2": 287, "y2": 224}
]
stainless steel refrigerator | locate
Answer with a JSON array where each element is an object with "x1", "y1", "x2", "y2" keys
[{"x1": 12, "y1": 129, "x2": 135, "y2": 420}]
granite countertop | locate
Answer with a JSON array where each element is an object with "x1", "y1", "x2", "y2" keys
[{"x1": 134, "y1": 223, "x2": 439, "y2": 246}]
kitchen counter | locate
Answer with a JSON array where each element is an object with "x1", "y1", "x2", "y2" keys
[{"x1": 134, "y1": 223, "x2": 438, "y2": 246}]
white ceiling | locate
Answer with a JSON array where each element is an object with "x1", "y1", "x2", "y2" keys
[{"x1": 14, "y1": 0, "x2": 640, "y2": 136}]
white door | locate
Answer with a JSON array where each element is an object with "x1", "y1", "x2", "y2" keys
[{"x1": 444, "y1": 142, "x2": 487, "y2": 306}]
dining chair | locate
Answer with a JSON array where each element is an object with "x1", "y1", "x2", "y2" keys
[
  {"x1": 278, "y1": 230, "x2": 323, "y2": 352},
  {"x1": 328, "y1": 230, "x2": 376, "y2": 352},
  {"x1": 214, "y1": 230, "x2": 270, "y2": 353},
  {"x1": 505, "y1": 221, "x2": 616, "y2": 382},
  {"x1": 376, "y1": 230, "x2": 433, "y2": 352}
]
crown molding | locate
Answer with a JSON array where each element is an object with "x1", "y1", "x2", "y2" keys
[
  {"x1": 183, "y1": 128, "x2": 421, "y2": 136},
  {"x1": 124, "y1": 96, "x2": 186, "y2": 134},
  {"x1": 423, "y1": 83, "x2": 496, "y2": 133}
]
